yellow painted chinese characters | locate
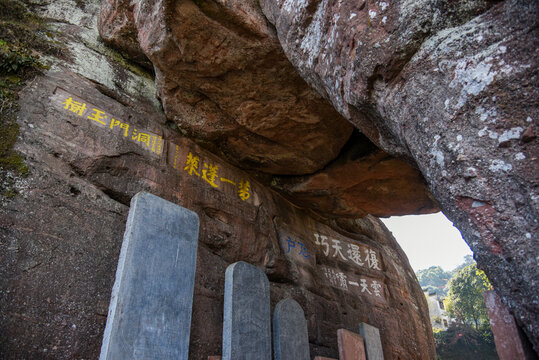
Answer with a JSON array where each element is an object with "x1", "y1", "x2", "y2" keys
[
  {"x1": 183, "y1": 151, "x2": 251, "y2": 201},
  {"x1": 202, "y1": 162, "x2": 219, "y2": 188},
  {"x1": 58, "y1": 92, "x2": 254, "y2": 202},
  {"x1": 87, "y1": 108, "x2": 107, "y2": 125},
  {"x1": 62, "y1": 97, "x2": 87, "y2": 116},
  {"x1": 184, "y1": 152, "x2": 201, "y2": 176},
  {"x1": 59, "y1": 95, "x2": 163, "y2": 155},
  {"x1": 238, "y1": 180, "x2": 250, "y2": 201}
]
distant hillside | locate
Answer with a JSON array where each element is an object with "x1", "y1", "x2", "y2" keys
[{"x1": 416, "y1": 255, "x2": 474, "y2": 295}]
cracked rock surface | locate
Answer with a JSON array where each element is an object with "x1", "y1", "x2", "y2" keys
[
  {"x1": 0, "y1": 65, "x2": 434, "y2": 359},
  {"x1": 261, "y1": 0, "x2": 539, "y2": 349},
  {"x1": 101, "y1": 0, "x2": 538, "y2": 348},
  {"x1": 1, "y1": 0, "x2": 538, "y2": 357}
]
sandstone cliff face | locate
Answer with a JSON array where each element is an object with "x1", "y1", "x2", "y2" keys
[
  {"x1": 99, "y1": 0, "x2": 538, "y2": 350},
  {"x1": 0, "y1": 59, "x2": 434, "y2": 360},
  {"x1": 0, "y1": 0, "x2": 435, "y2": 359},
  {"x1": 1, "y1": 0, "x2": 537, "y2": 358},
  {"x1": 100, "y1": 0, "x2": 355, "y2": 176},
  {"x1": 260, "y1": 0, "x2": 539, "y2": 348},
  {"x1": 99, "y1": 0, "x2": 439, "y2": 219},
  {"x1": 272, "y1": 132, "x2": 439, "y2": 218}
]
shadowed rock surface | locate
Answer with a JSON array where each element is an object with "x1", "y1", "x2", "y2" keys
[
  {"x1": 100, "y1": 0, "x2": 355, "y2": 175},
  {"x1": 98, "y1": 0, "x2": 440, "y2": 216},
  {"x1": 260, "y1": 0, "x2": 538, "y2": 349},
  {"x1": 0, "y1": 0, "x2": 537, "y2": 358},
  {"x1": 102, "y1": 1, "x2": 539, "y2": 348},
  {"x1": 1, "y1": 68, "x2": 435, "y2": 358},
  {"x1": 273, "y1": 132, "x2": 439, "y2": 218}
]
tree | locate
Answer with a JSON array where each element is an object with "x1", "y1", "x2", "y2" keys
[
  {"x1": 434, "y1": 323, "x2": 498, "y2": 360},
  {"x1": 417, "y1": 266, "x2": 452, "y2": 289},
  {"x1": 451, "y1": 255, "x2": 475, "y2": 275},
  {"x1": 445, "y1": 264, "x2": 491, "y2": 330}
]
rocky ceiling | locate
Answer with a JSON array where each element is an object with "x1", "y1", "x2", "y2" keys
[
  {"x1": 99, "y1": 0, "x2": 538, "y2": 351},
  {"x1": 98, "y1": 0, "x2": 439, "y2": 219}
]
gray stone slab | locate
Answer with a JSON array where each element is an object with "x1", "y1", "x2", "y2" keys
[
  {"x1": 359, "y1": 323, "x2": 384, "y2": 360},
  {"x1": 222, "y1": 261, "x2": 271, "y2": 360},
  {"x1": 273, "y1": 298, "x2": 310, "y2": 360},
  {"x1": 99, "y1": 192, "x2": 199, "y2": 360}
]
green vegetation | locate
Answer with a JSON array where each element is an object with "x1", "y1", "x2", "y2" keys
[
  {"x1": 0, "y1": 0, "x2": 66, "y2": 60},
  {"x1": 434, "y1": 324, "x2": 498, "y2": 360},
  {"x1": 0, "y1": 121, "x2": 28, "y2": 176},
  {"x1": 417, "y1": 255, "x2": 475, "y2": 295},
  {"x1": 0, "y1": 39, "x2": 41, "y2": 74},
  {"x1": 445, "y1": 264, "x2": 491, "y2": 330},
  {"x1": 451, "y1": 254, "x2": 475, "y2": 274},
  {"x1": 422, "y1": 258, "x2": 498, "y2": 359},
  {"x1": 417, "y1": 266, "x2": 452, "y2": 295},
  {"x1": 0, "y1": 0, "x2": 63, "y2": 196}
]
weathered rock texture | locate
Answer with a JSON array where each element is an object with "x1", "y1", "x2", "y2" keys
[
  {"x1": 273, "y1": 132, "x2": 439, "y2": 218},
  {"x1": 98, "y1": 0, "x2": 151, "y2": 67},
  {"x1": 100, "y1": 0, "x2": 355, "y2": 175},
  {"x1": 99, "y1": 0, "x2": 539, "y2": 350},
  {"x1": 1, "y1": 0, "x2": 538, "y2": 357},
  {"x1": 1, "y1": 67, "x2": 434, "y2": 359},
  {"x1": 1, "y1": 2, "x2": 436, "y2": 359},
  {"x1": 260, "y1": 0, "x2": 539, "y2": 350},
  {"x1": 98, "y1": 0, "x2": 439, "y2": 217}
]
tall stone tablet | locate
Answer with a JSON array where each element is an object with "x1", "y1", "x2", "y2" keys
[
  {"x1": 99, "y1": 192, "x2": 199, "y2": 360},
  {"x1": 273, "y1": 298, "x2": 310, "y2": 360},
  {"x1": 222, "y1": 261, "x2": 271, "y2": 360},
  {"x1": 359, "y1": 323, "x2": 384, "y2": 360}
]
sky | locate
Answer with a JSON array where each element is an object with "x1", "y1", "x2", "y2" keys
[{"x1": 381, "y1": 212, "x2": 473, "y2": 272}]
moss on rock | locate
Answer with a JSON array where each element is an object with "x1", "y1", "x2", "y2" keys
[
  {"x1": 0, "y1": 122, "x2": 28, "y2": 176},
  {"x1": 0, "y1": 0, "x2": 63, "y2": 196}
]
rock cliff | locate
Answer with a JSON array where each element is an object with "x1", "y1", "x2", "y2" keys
[
  {"x1": 261, "y1": 0, "x2": 539, "y2": 349},
  {"x1": 0, "y1": 0, "x2": 537, "y2": 358},
  {"x1": 101, "y1": 0, "x2": 538, "y2": 350},
  {"x1": 0, "y1": 67, "x2": 434, "y2": 358},
  {"x1": 1, "y1": 1, "x2": 434, "y2": 358}
]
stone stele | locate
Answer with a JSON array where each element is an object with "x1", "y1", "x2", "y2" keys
[
  {"x1": 273, "y1": 298, "x2": 310, "y2": 360},
  {"x1": 359, "y1": 323, "x2": 384, "y2": 360},
  {"x1": 99, "y1": 192, "x2": 199, "y2": 360},
  {"x1": 222, "y1": 261, "x2": 272, "y2": 360},
  {"x1": 338, "y1": 328, "x2": 367, "y2": 360}
]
